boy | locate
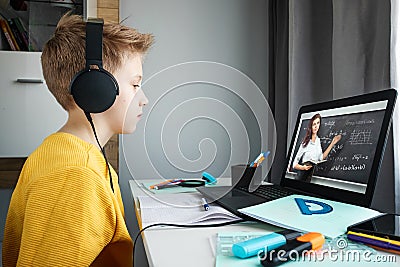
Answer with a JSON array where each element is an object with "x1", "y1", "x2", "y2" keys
[{"x1": 2, "y1": 13, "x2": 153, "y2": 266}]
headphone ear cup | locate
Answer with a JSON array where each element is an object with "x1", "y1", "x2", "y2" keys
[{"x1": 70, "y1": 68, "x2": 119, "y2": 113}]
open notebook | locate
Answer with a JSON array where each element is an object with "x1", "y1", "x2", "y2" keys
[{"x1": 137, "y1": 193, "x2": 241, "y2": 227}]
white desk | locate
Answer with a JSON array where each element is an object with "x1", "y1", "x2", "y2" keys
[
  {"x1": 129, "y1": 180, "x2": 399, "y2": 267},
  {"x1": 129, "y1": 179, "x2": 282, "y2": 267}
]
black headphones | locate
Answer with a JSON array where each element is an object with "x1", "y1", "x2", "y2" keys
[
  {"x1": 69, "y1": 18, "x2": 119, "y2": 114},
  {"x1": 69, "y1": 18, "x2": 117, "y2": 193}
]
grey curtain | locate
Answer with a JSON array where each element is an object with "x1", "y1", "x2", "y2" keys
[
  {"x1": 268, "y1": 0, "x2": 289, "y2": 183},
  {"x1": 282, "y1": 0, "x2": 394, "y2": 212}
]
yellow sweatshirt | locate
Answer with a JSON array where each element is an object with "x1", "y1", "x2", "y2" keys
[{"x1": 2, "y1": 132, "x2": 133, "y2": 267}]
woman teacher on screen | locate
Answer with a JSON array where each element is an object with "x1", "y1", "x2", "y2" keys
[{"x1": 293, "y1": 113, "x2": 341, "y2": 182}]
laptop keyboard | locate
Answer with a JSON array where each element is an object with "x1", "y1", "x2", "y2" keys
[{"x1": 236, "y1": 185, "x2": 294, "y2": 201}]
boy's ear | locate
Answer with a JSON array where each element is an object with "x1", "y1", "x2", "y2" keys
[{"x1": 69, "y1": 18, "x2": 119, "y2": 114}]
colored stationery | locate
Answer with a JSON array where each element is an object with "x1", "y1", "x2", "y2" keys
[
  {"x1": 142, "y1": 182, "x2": 197, "y2": 194},
  {"x1": 259, "y1": 232, "x2": 325, "y2": 266},
  {"x1": 250, "y1": 151, "x2": 270, "y2": 167},
  {"x1": 202, "y1": 197, "x2": 210, "y2": 211},
  {"x1": 215, "y1": 232, "x2": 271, "y2": 267},
  {"x1": 347, "y1": 231, "x2": 400, "y2": 251},
  {"x1": 232, "y1": 229, "x2": 301, "y2": 259},
  {"x1": 149, "y1": 179, "x2": 183, "y2": 189}
]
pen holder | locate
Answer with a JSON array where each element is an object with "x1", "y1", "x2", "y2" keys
[{"x1": 231, "y1": 164, "x2": 262, "y2": 189}]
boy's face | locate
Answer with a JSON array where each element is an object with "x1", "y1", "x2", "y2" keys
[{"x1": 107, "y1": 54, "x2": 148, "y2": 134}]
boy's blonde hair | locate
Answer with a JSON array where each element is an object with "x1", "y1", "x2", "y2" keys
[{"x1": 41, "y1": 14, "x2": 154, "y2": 111}]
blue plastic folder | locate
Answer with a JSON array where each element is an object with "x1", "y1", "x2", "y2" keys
[{"x1": 238, "y1": 195, "x2": 381, "y2": 238}]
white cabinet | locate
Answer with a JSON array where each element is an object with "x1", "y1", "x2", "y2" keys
[
  {"x1": 0, "y1": 1, "x2": 97, "y2": 156},
  {"x1": 0, "y1": 51, "x2": 67, "y2": 156}
]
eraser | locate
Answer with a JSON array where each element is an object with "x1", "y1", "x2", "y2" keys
[{"x1": 232, "y1": 232, "x2": 286, "y2": 259}]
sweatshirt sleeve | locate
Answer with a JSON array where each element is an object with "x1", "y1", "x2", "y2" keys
[
  {"x1": 293, "y1": 144, "x2": 305, "y2": 168},
  {"x1": 17, "y1": 166, "x2": 116, "y2": 267}
]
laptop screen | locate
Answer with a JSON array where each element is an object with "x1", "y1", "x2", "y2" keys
[{"x1": 281, "y1": 89, "x2": 397, "y2": 207}]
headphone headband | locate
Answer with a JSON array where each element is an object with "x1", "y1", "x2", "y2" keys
[
  {"x1": 69, "y1": 17, "x2": 119, "y2": 114},
  {"x1": 85, "y1": 18, "x2": 104, "y2": 68}
]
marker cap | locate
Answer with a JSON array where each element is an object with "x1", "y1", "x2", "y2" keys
[
  {"x1": 296, "y1": 232, "x2": 325, "y2": 250},
  {"x1": 202, "y1": 172, "x2": 217, "y2": 184}
]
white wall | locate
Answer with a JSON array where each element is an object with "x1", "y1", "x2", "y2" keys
[
  {"x1": 119, "y1": 0, "x2": 271, "y2": 182},
  {"x1": 118, "y1": 2, "x2": 270, "y2": 263}
]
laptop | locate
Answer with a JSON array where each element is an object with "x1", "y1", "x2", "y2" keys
[{"x1": 197, "y1": 89, "x2": 397, "y2": 217}]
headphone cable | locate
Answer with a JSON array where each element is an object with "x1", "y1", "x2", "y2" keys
[
  {"x1": 83, "y1": 113, "x2": 247, "y2": 265},
  {"x1": 85, "y1": 112, "x2": 114, "y2": 192},
  {"x1": 132, "y1": 219, "x2": 247, "y2": 267}
]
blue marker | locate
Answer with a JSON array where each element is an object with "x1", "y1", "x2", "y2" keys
[
  {"x1": 232, "y1": 230, "x2": 301, "y2": 259},
  {"x1": 201, "y1": 198, "x2": 210, "y2": 211}
]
